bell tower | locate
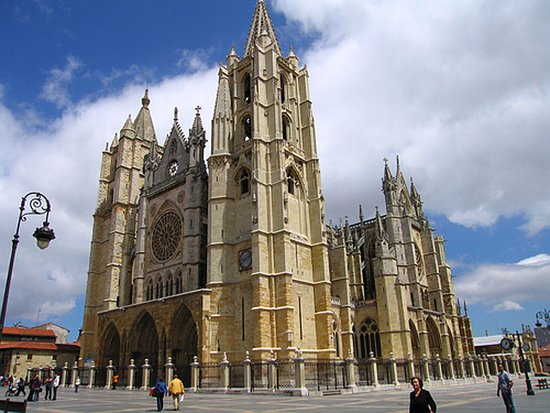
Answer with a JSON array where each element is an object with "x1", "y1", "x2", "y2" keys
[{"x1": 207, "y1": 0, "x2": 334, "y2": 360}]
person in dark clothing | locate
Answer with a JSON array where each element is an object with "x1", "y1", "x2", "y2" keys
[
  {"x1": 409, "y1": 376, "x2": 436, "y2": 413},
  {"x1": 153, "y1": 377, "x2": 168, "y2": 412},
  {"x1": 15, "y1": 378, "x2": 25, "y2": 397}
]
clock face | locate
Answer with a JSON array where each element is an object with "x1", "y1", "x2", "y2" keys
[
  {"x1": 239, "y1": 249, "x2": 252, "y2": 271},
  {"x1": 500, "y1": 338, "x2": 513, "y2": 350},
  {"x1": 168, "y1": 160, "x2": 179, "y2": 176}
]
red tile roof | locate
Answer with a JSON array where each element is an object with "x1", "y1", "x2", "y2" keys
[
  {"x1": 2, "y1": 327, "x2": 56, "y2": 338},
  {"x1": 0, "y1": 342, "x2": 58, "y2": 351},
  {"x1": 539, "y1": 345, "x2": 550, "y2": 358}
]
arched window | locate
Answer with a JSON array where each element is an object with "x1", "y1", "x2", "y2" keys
[
  {"x1": 409, "y1": 320, "x2": 420, "y2": 349},
  {"x1": 332, "y1": 320, "x2": 340, "y2": 358},
  {"x1": 146, "y1": 280, "x2": 153, "y2": 301},
  {"x1": 242, "y1": 116, "x2": 252, "y2": 141},
  {"x1": 239, "y1": 169, "x2": 250, "y2": 195},
  {"x1": 280, "y1": 75, "x2": 287, "y2": 104},
  {"x1": 356, "y1": 318, "x2": 381, "y2": 359},
  {"x1": 282, "y1": 116, "x2": 290, "y2": 141},
  {"x1": 156, "y1": 278, "x2": 163, "y2": 299},
  {"x1": 426, "y1": 317, "x2": 442, "y2": 353},
  {"x1": 287, "y1": 169, "x2": 296, "y2": 195},
  {"x1": 361, "y1": 242, "x2": 376, "y2": 300},
  {"x1": 243, "y1": 73, "x2": 251, "y2": 104},
  {"x1": 176, "y1": 272, "x2": 182, "y2": 294}
]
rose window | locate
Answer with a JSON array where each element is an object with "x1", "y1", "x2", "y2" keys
[{"x1": 152, "y1": 211, "x2": 182, "y2": 261}]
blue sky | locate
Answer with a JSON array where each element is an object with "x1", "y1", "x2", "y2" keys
[{"x1": 0, "y1": 0, "x2": 549, "y2": 343}]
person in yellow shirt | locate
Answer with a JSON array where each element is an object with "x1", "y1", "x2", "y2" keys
[{"x1": 168, "y1": 374, "x2": 185, "y2": 410}]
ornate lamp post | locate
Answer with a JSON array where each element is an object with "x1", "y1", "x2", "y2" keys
[
  {"x1": 516, "y1": 331, "x2": 535, "y2": 396},
  {"x1": 0, "y1": 192, "x2": 55, "y2": 341}
]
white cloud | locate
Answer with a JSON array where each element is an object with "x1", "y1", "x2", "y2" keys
[
  {"x1": 40, "y1": 56, "x2": 84, "y2": 109},
  {"x1": 491, "y1": 300, "x2": 524, "y2": 312},
  {"x1": 454, "y1": 254, "x2": 550, "y2": 309},
  {"x1": 274, "y1": 0, "x2": 550, "y2": 234},
  {"x1": 0, "y1": 68, "x2": 218, "y2": 325}
]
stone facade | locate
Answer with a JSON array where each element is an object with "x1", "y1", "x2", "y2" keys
[{"x1": 80, "y1": 0, "x2": 474, "y2": 384}]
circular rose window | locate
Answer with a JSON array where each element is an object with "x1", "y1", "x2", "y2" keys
[{"x1": 152, "y1": 211, "x2": 182, "y2": 261}]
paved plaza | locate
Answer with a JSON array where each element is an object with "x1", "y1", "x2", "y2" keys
[{"x1": 9, "y1": 381, "x2": 550, "y2": 412}]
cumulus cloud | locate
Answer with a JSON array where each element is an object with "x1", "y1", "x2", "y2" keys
[
  {"x1": 454, "y1": 253, "x2": 550, "y2": 310},
  {"x1": 0, "y1": 68, "x2": 218, "y2": 325},
  {"x1": 274, "y1": 0, "x2": 550, "y2": 234}
]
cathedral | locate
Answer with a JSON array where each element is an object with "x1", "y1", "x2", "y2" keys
[{"x1": 80, "y1": 0, "x2": 474, "y2": 384}]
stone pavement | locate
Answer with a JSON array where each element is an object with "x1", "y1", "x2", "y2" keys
[{"x1": 10, "y1": 381, "x2": 550, "y2": 412}]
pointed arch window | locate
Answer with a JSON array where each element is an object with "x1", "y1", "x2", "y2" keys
[
  {"x1": 239, "y1": 169, "x2": 250, "y2": 196},
  {"x1": 280, "y1": 75, "x2": 287, "y2": 104},
  {"x1": 146, "y1": 279, "x2": 154, "y2": 301},
  {"x1": 243, "y1": 73, "x2": 251, "y2": 104},
  {"x1": 355, "y1": 318, "x2": 381, "y2": 359},
  {"x1": 287, "y1": 169, "x2": 297, "y2": 195},
  {"x1": 361, "y1": 242, "x2": 376, "y2": 300},
  {"x1": 175, "y1": 271, "x2": 183, "y2": 294},
  {"x1": 282, "y1": 116, "x2": 290, "y2": 141},
  {"x1": 242, "y1": 115, "x2": 252, "y2": 141}
]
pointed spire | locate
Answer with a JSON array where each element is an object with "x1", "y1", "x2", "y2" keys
[
  {"x1": 122, "y1": 114, "x2": 133, "y2": 130},
  {"x1": 396, "y1": 155, "x2": 401, "y2": 174},
  {"x1": 141, "y1": 88, "x2": 150, "y2": 108},
  {"x1": 227, "y1": 44, "x2": 239, "y2": 66},
  {"x1": 463, "y1": 300, "x2": 468, "y2": 316},
  {"x1": 288, "y1": 46, "x2": 299, "y2": 68},
  {"x1": 191, "y1": 106, "x2": 204, "y2": 135},
  {"x1": 174, "y1": 107, "x2": 179, "y2": 122},
  {"x1": 383, "y1": 157, "x2": 393, "y2": 185},
  {"x1": 410, "y1": 177, "x2": 420, "y2": 200},
  {"x1": 359, "y1": 204, "x2": 364, "y2": 223},
  {"x1": 456, "y1": 298, "x2": 462, "y2": 315},
  {"x1": 244, "y1": 0, "x2": 282, "y2": 57}
]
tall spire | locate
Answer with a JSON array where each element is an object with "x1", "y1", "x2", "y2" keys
[{"x1": 244, "y1": 0, "x2": 282, "y2": 57}]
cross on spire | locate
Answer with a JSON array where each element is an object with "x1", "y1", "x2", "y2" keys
[{"x1": 195, "y1": 106, "x2": 202, "y2": 115}]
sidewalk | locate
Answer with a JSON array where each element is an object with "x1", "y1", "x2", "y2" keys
[{"x1": 11, "y1": 380, "x2": 550, "y2": 412}]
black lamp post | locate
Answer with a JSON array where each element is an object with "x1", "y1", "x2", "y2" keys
[
  {"x1": 0, "y1": 192, "x2": 55, "y2": 341},
  {"x1": 516, "y1": 331, "x2": 535, "y2": 396}
]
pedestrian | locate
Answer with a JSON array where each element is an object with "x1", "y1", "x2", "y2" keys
[
  {"x1": 497, "y1": 363, "x2": 516, "y2": 413},
  {"x1": 153, "y1": 377, "x2": 168, "y2": 411},
  {"x1": 15, "y1": 377, "x2": 25, "y2": 397},
  {"x1": 75, "y1": 376, "x2": 80, "y2": 393},
  {"x1": 112, "y1": 373, "x2": 119, "y2": 389},
  {"x1": 53, "y1": 373, "x2": 60, "y2": 400},
  {"x1": 44, "y1": 373, "x2": 53, "y2": 400},
  {"x1": 409, "y1": 376, "x2": 436, "y2": 413},
  {"x1": 32, "y1": 375, "x2": 42, "y2": 402},
  {"x1": 168, "y1": 374, "x2": 185, "y2": 410}
]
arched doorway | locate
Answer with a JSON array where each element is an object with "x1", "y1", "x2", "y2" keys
[
  {"x1": 409, "y1": 320, "x2": 421, "y2": 360},
  {"x1": 170, "y1": 304, "x2": 198, "y2": 386},
  {"x1": 426, "y1": 317, "x2": 442, "y2": 358},
  {"x1": 100, "y1": 323, "x2": 121, "y2": 367},
  {"x1": 129, "y1": 312, "x2": 159, "y2": 376}
]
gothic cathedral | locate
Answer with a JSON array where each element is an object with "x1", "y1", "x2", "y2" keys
[{"x1": 80, "y1": 0, "x2": 474, "y2": 381}]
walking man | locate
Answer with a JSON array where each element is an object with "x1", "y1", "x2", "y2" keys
[
  {"x1": 497, "y1": 363, "x2": 516, "y2": 413},
  {"x1": 168, "y1": 374, "x2": 185, "y2": 410}
]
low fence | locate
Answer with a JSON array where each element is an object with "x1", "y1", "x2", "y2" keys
[{"x1": 42, "y1": 353, "x2": 500, "y2": 394}]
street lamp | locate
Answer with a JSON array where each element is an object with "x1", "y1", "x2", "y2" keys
[
  {"x1": 0, "y1": 192, "x2": 55, "y2": 341},
  {"x1": 516, "y1": 331, "x2": 535, "y2": 396}
]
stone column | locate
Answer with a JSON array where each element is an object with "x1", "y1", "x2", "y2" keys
[
  {"x1": 483, "y1": 356, "x2": 491, "y2": 380},
  {"x1": 105, "y1": 360, "x2": 114, "y2": 389},
  {"x1": 513, "y1": 358, "x2": 520, "y2": 375},
  {"x1": 71, "y1": 361, "x2": 79, "y2": 388},
  {"x1": 88, "y1": 361, "x2": 96, "y2": 388},
  {"x1": 345, "y1": 352, "x2": 356, "y2": 391},
  {"x1": 190, "y1": 356, "x2": 199, "y2": 392},
  {"x1": 294, "y1": 349, "x2": 308, "y2": 396},
  {"x1": 164, "y1": 357, "x2": 174, "y2": 384},
  {"x1": 141, "y1": 359, "x2": 151, "y2": 390},
  {"x1": 478, "y1": 356, "x2": 486, "y2": 380},
  {"x1": 61, "y1": 362, "x2": 69, "y2": 387},
  {"x1": 448, "y1": 356, "x2": 455, "y2": 380},
  {"x1": 435, "y1": 354, "x2": 444, "y2": 382},
  {"x1": 267, "y1": 351, "x2": 277, "y2": 392},
  {"x1": 26, "y1": 368, "x2": 32, "y2": 383},
  {"x1": 459, "y1": 356, "x2": 466, "y2": 379},
  {"x1": 408, "y1": 353, "x2": 415, "y2": 380},
  {"x1": 243, "y1": 352, "x2": 252, "y2": 393},
  {"x1": 422, "y1": 354, "x2": 430, "y2": 382},
  {"x1": 369, "y1": 352, "x2": 379, "y2": 387},
  {"x1": 220, "y1": 352, "x2": 230, "y2": 391},
  {"x1": 469, "y1": 355, "x2": 476, "y2": 378},
  {"x1": 127, "y1": 359, "x2": 136, "y2": 390},
  {"x1": 491, "y1": 357, "x2": 498, "y2": 376},
  {"x1": 390, "y1": 352, "x2": 399, "y2": 385}
]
